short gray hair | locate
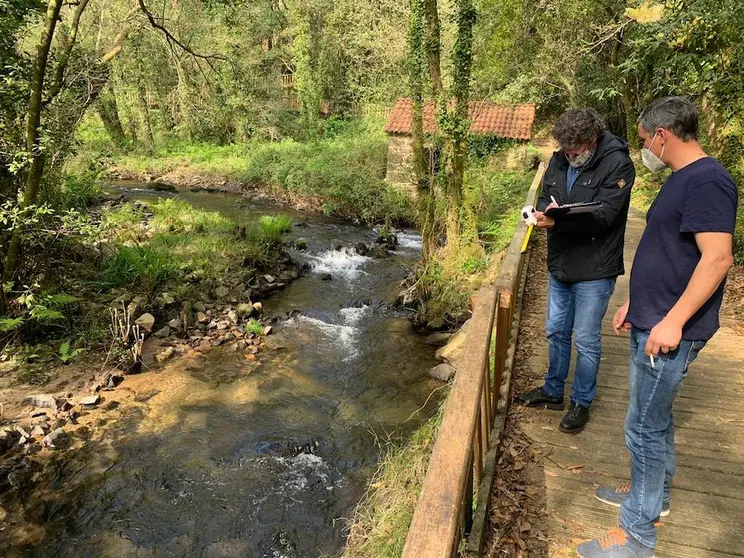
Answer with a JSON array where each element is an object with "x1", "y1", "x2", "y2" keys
[
  {"x1": 638, "y1": 96, "x2": 699, "y2": 141},
  {"x1": 552, "y1": 108, "x2": 605, "y2": 150}
]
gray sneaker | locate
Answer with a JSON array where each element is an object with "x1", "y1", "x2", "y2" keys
[
  {"x1": 577, "y1": 528, "x2": 655, "y2": 557},
  {"x1": 595, "y1": 482, "x2": 670, "y2": 517}
]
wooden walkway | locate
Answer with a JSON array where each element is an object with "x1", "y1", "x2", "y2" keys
[{"x1": 511, "y1": 210, "x2": 744, "y2": 557}]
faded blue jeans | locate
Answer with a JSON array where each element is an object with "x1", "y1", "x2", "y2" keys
[
  {"x1": 620, "y1": 327, "x2": 706, "y2": 548},
  {"x1": 543, "y1": 274, "x2": 615, "y2": 408}
]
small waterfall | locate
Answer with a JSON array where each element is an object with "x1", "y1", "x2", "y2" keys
[{"x1": 308, "y1": 248, "x2": 371, "y2": 280}]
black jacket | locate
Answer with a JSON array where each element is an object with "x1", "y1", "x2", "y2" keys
[{"x1": 537, "y1": 131, "x2": 635, "y2": 282}]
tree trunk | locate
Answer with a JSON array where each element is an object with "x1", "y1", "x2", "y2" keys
[
  {"x1": 420, "y1": 0, "x2": 443, "y2": 260},
  {"x1": 444, "y1": 0, "x2": 477, "y2": 255},
  {"x1": 97, "y1": 88, "x2": 128, "y2": 146},
  {"x1": 136, "y1": 87, "x2": 155, "y2": 149},
  {"x1": 2, "y1": 0, "x2": 64, "y2": 292}
]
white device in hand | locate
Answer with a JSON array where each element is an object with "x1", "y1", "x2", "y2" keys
[{"x1": 521, "y1": 205, "x2": 537, "y2": 226}]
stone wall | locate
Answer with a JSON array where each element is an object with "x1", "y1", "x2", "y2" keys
[{"x1": 385, "y1": 135, "x2": 416, "y2": 196}]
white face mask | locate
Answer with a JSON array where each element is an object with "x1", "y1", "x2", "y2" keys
[
  {"x1": 641, "y1": 132, "x2": 667, "y2": 173},
  {"x1": 567, "y1": 149, "x2": 593, "y2": 168}
]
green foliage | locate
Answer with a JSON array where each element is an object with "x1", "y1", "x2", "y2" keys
[
  {"x1": 241, "y1": 135, "x2": 414, "y2": 224},
  {"x1": 1, "y1": 285, "x2": 80, "y2": 339},
  {"x1": 257, "y1": 214, "x2": 293, "y2": 247},
  {"x1": 0, "y1": 317, "x2": 25, "y2": 333},
  {"x1": 45, "y1": 172, "x2": 104, "y2": 209},
  {"x1": 58, "y1": 339, "x2": 84, "y2": 364},
  {"x1": 99, "y1": 245, "x2": 177, "y2": 289},
  {"x1": 414, "y1": 260, "x2": 471, "y2": 326},
  {"x1": 244, "y1": 319, "x2": 264, "y2": 336}
]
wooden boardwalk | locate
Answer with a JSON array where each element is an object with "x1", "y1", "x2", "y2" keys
[{"x1": 511, "y1": 210, "x2": 744, "y2": 557}]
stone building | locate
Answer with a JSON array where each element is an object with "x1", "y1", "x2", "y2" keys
[{"x1": 383, "y1": 99, "x2": 536, "y2": 194}]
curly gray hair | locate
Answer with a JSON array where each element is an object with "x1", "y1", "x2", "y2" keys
[{"x1": 552, "y1": 108, "x2": 605, "y2": 150}]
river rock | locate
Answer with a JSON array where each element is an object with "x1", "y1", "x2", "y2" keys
[
  {"x1": 227, "y1": 310, "x2": 238, "y2": 323},
  {"x1": 263, "y1": 274, "x2": 276, "y2": 284},
  {"x1": 180, "y1": 302, "x2": 195, "y2": 328},
  {"x1": 215, "y1": 286, "x2": 230, "y2": 299},
  {"x1": 217, "y1": 321, "x2": 230, "y2": 331},
  {"x1": 115, "y1": 292, "x2": 134, "y2": 305},
  {"x1": 135, "y1": 313, "x2": 155, "y2": 332},
  {"x1": 154, "y1": 326, "x2": 171, "y2": 339},
  {"x1": 237, "y1": 303, "x2": 254, "y2": 317},
  {"x1": 193, "y1": 301, "x2": 207, "y2": 313},
  {"x1": 168, "y1": 318, "x2": 182, "y2": 330},
  {"x1": 79, "y1": 395, "x2": 100, "y2": 407},
  {"x1": 197, "y1": 339, "x2": 213, "y2": 353},
  {"x1": 160, "y1": 293, "x2": 175, "y2": 306},
  {"x1": 196, "y1": 312, "x2": 209, "y2": 324},
  {"x1": 43, "y1": 428, "x2": 67, "y2": 449},
  {"x1": 354, "y1": 242, "x2": 369, "y2": 256},
  {"x1": 369, "y1": 245, "x2": 390, "y2": 258},
  {"x1": 23, "y1": 394, "x2": 58, "y2": 410},
  {"x1": 106, "y1": 373, "x2": 124, "y2": 388},
  {"x1": 155, "y1": 347, "x2": 175, "y2": 363},
  {"x1": 31, "y1": 425, "x2": 46, "y2": 438},
  {"x1": 320, "y1": 273, "x2": 333, "y2": 281},
  {"x1": 425, "y1": 332, "x2": 453, "y2": 347},
  {"x1": 0, "y1": 429, "x2": 18, "y2": 455},
  {"x1": 126, "y1": 301, "x2": 140, "y2": 319},
  {"x1": 428, "y1": 363, "x2": 456, "y2": 382},
  {"x1": 435, "y1": 319, "x2": 471, "y2": 367},
  {"x1": 252, "y1": 302, "x2": 263, "y2": 314},
  {"x1": 295, "y1": 238, "x2": 307, "y2": 250},
  {"x1": 262, "y1": 326, "x2": 273, "y2": 336}
]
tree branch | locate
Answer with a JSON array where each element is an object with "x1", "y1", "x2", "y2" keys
[
  {"x1": 137, "y1": 0, "x2": 228, "y2": 72},
  {"x1": 43, "y1": 0, "x2": 91, "y2": 106}
]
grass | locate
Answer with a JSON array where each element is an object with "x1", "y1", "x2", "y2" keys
[
  {"x1": 73, "y1": 116, "x2": 415, "y2": 225},
  {"x1": 100, "y1": 199, "x2": 293, "y2": 289},
  {"x1": 244, "y1": 319, "x2": 264, "y2": 336},
  {"x1": 343, "y1": 406, "x2": 445, "y2": 558}
]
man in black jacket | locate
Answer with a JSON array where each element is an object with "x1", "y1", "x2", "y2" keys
[{"x1": 516, "y1": 108, "x2": 635, "y2": 433}]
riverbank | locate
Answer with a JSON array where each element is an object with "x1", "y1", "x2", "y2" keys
[
  {"x1": 0, "y1": 183, "x2": 442, "y2": 556},
  {"x1": 77, "y1": 118, "x2": 415, "y2": 225},
  {"x1": 0, "y1": 191, "x2": 302, "y2": 445}
]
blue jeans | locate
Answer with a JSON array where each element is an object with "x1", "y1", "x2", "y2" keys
[
  {"x1": 620, "y1": 327, "x2": 706, "y2": 548},
  {"x1": 543, "y1": 274, "x2": 615, "y2": 408}
]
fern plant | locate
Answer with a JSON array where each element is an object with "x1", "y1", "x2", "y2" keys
[{"x1": 58, "y1": 340, "x2": 84, "y2": 364}]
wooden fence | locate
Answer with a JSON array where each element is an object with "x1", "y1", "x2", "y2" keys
[{"x1": 401, "y1": 162, "x2": 545, "y2": 558}]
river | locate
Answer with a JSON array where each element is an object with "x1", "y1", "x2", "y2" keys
[{"x1": 15, "y1": 186, "x2": 440, "y2": 558}]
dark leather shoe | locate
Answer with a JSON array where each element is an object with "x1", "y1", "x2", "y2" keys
[
  {"x1": 516, "y1": 386, "x2": 564, "y2": 410},
  {"x1": 560, "y1": 401, "x2": 590, "y2": 433}
]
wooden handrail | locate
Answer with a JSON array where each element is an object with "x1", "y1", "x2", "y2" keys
[{"x1": 402, "y1": 162, "x2": 545, "y2": 558}]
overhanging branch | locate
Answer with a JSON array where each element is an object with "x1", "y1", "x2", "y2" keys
[{"x1": 137, "y1": 0, "x2": 228, "y2": 72}]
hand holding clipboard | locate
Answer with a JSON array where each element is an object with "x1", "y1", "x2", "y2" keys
[{"x1": 544, "y1": 200, "x2": 602, "y2": 218}]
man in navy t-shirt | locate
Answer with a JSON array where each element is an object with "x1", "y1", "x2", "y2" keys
[{"x1": 577, "y1": 97, "x2": 738, "y2": 558}]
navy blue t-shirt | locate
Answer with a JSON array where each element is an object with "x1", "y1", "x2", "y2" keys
[{"x1": 628, "y1": 157, "x2": 738, "y2": 341}]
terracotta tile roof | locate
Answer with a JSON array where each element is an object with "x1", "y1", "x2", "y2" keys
[{"x1": 384, "y1": 98, "x2": 536, "y2": 140}]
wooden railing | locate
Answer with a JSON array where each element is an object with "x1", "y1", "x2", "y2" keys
[{"x1": 402, "y1": 162, "x2": 545, "y2": 558}]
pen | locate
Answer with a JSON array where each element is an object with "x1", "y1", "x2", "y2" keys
[
  {"x1": 550, "y1": 195, "x2": 558, "y2": 206},
  {"x1": 650, "y1": 355, "x2": 655, "y2": 369}
]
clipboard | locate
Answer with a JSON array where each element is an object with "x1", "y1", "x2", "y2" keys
[{"x1": 544, "y1": 201, "x2": 602, "y2": 217}]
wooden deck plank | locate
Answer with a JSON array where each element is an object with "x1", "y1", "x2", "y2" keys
[{"x1": 498, "y1": 209, "x2": 744, "y2": 557}]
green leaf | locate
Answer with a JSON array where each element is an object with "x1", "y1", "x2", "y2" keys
[{"x1": 0, "y1": 317, "x2": 25, "y2": 333}]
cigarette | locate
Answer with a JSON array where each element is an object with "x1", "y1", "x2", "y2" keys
[{"x1": 650, "y1": 355, "x2": 655, "y2": 368}]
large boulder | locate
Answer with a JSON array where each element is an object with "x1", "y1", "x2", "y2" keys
[{"x1": 434, "y1": 319, "x2": 471, "y2": 368}]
